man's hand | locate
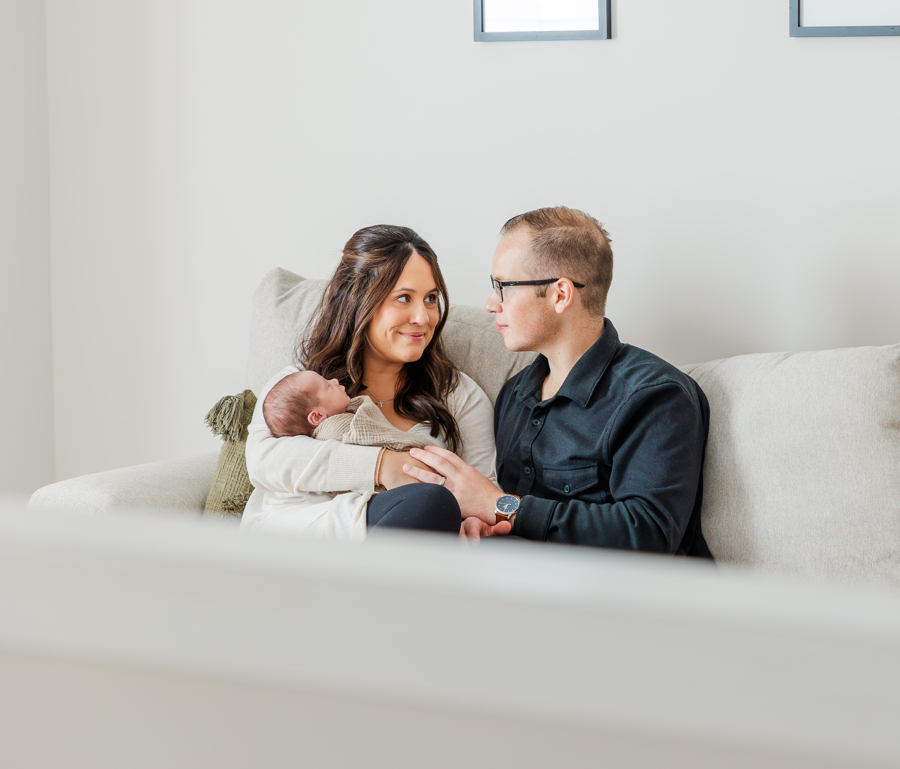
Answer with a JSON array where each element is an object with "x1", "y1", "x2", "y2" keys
[
  {"x1": 403, "y1": 445, "x2": 500, "y2": 524},
  {"x1": 379, "y1": 450, "x2": 431, "y2": 490},
  {"x1": 459, "y1": 517, "x2": 512, "y2": 544}
]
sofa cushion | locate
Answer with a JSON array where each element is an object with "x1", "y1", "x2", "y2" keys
[
  {"x1": 245, "y1": 267, "x2": 536, "y2": 404},
  {"x1": 681, "y1": 345, "x2": 900, "y2": 587}
]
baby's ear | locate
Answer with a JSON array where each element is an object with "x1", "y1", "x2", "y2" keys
[{"x1": 307, "y1": 409, "x2": 326, "y2": 427}]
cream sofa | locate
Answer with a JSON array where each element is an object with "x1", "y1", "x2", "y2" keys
[{"x1": 30, "y1": 268, "x2": 900, "y2": 588}]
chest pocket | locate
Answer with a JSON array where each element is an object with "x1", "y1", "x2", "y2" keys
[{"x1": 542, "y1": 463, "x2": 599, "y2": 496}]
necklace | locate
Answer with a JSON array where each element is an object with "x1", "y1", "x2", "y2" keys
[{"x1": 363, "y1": 383, "x2": 396, "y2": 409}]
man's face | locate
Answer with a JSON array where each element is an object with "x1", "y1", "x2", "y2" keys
[{"x1": 485, "y1": 227, "x2": 555, "y2": 353}]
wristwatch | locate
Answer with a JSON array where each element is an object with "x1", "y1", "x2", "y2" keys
[{"x1": 494, "y1": 494, "x2": 521, "y2": 524}]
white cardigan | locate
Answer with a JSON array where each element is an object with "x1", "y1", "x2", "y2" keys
[{"x1": 240, "y1": 366, "x2": 497, "y2": 541}]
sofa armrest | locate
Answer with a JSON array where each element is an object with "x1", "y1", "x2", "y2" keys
[{"x1": 28, "y1": 452, "x2": 220, "y2": 516}]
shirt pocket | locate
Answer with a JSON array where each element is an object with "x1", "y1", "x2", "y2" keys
[{"x1": 542, "y1": 463, "x2": 599, "y2": 496}]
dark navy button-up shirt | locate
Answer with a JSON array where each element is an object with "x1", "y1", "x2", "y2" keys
[{"x1": 496, "y1": 319, "x2": 711, "y2": 557}]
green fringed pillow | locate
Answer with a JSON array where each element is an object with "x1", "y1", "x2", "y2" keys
[{"x1": 204, "y1": 389, "x2": 257, "y2": 520}]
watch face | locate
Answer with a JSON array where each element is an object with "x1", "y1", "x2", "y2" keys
[{"x1": 496, "y1": 495, "x2": 520, "y2": 514}]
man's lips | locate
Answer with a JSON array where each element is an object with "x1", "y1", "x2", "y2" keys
[{"x1": 496, "y1": 324, "x2": 508, "y2": 333}]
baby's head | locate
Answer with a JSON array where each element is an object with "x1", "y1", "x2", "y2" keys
[{"x1": 263, "y1": 370, "x2": 351, "y2": 438}]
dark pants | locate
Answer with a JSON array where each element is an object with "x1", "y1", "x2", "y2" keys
[{"x1": 367, "y1": 484, "x2": 461, "y2": 534}]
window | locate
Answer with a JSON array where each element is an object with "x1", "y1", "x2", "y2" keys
[
  {"x1": 790, "y1": 0, "x2": 900, "y2": 37},
  {"x1": 474, "y1": 0, "x2": 611, "y2": 41}
]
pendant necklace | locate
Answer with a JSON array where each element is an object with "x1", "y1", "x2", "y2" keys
[{"x1": 363, "y1": 383, "x2": 395, "y2": 409}]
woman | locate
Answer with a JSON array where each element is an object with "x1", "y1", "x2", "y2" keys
[{"x1": 240, "y1": 225, "x2": 496, "y2": 539}]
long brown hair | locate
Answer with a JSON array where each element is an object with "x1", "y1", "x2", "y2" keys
[{"x1": 299, "y1": 225, "x2": 462, "y2": 453}]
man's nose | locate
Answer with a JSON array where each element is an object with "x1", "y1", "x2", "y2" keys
[{"x1": 485, "y1": 292, "x2": 500, "y2": 313}]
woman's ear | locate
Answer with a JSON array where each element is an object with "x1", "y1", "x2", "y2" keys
[{"x1": 307, "y1": 409, "x2": 327, "y2": 427}]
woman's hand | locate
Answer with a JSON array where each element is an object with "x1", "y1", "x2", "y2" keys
[
  {"x1": 378, "y1": 450, "x2": 433, "y2": 490},
  {"x1": 459, "y1": 517, "x2": 512, "y2": 543}
]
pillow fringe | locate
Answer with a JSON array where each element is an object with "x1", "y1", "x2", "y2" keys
[
  {"x1": 205, "y1": 389, "x2": 257, "y2": 443},
  {"x1": 221, "y1": 488, "x2": 254, "y2": 515}
]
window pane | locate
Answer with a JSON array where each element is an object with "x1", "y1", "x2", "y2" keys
[
  {"x1": 801, "y1": 0, "x2": 900, "y2": 27},
  {"x1": 483, "y1": 0, "x2": 600, "y2": 33}
]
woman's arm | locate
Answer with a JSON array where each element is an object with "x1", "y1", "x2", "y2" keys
[
  {"x1": 377, "y1": 449, "x2": 433, "y2": 490},
  {"x1": 247, "y1": 367, "x2": 494, "y2": 495},
  {"x1": 246, "y1": 423, "x2": 381, "y2": 495}
]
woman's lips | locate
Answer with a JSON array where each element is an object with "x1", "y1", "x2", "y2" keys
[{"x1": 400, "y1": 332, "x2": 427, "y2": 341}]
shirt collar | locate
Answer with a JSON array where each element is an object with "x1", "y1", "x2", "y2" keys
[{"x1": 515, "y1": 318, "x2": 621, "y2": 408}]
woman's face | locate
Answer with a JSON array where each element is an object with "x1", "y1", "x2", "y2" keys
[{"x1": 365, "y1": 252, "x2": 441, "y2": 367}]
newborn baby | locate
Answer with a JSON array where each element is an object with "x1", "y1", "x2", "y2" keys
[
  {"x1": 262, "y1": 370, "x2": 434, "y2": 450},
  {"x1": 263, "y1": 370, "x2": 351, "y2": 438}
]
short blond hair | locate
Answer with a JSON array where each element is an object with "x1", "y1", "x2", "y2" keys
[{"x1": 501, "y1": 206, "x2": 613, "y2": 317}]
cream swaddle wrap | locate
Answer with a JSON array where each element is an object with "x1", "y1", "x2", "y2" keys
[{"x1": 312, "y1": 395, "x2": 440, "y2": 450}]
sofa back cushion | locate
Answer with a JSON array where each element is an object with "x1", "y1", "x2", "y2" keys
[
  {"x1": 245, "y1": 267, "x2": 537, "y2": 405},
  {"x1": 681, "y1": 345, "x2": 900, "y2": 587}
]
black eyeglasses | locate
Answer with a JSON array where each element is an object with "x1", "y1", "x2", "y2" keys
[{"x1": 490, "y1": 276, "x2": 585, "y2": 303}]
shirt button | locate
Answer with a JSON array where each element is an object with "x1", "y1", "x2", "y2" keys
[
  {"x1": 564, "y1": 484, "x2": 571, "y2": 493},
  {"x1": 531, "y1": 418, "x2": 540, "y2": 427},
  {"x1": 523, "y1": 467, "x2": 532, "y2": 475}
]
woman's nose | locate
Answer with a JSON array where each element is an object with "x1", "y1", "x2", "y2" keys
[{"x1": 409, "y1": 301, "x2": 429, "y2": 324}]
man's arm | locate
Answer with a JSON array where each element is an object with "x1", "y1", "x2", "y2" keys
[
  {"x1": 404, "y1": 380, "x2": 707, "y2": 550},
  {"x1": 514, "y1": 382, "x2": 707, "y2": 552}
]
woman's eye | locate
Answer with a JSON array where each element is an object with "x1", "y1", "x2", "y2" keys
[
  {"x1": 396, "y1": 295, "x2": 410, "y2": 303},
  {"x1": 425, "y1": 295, "x2": 438, "y2": 305}
]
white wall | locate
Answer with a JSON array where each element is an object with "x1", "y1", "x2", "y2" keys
[
  {"x1": 45, "y1": 0, "x2": 900, "y2": 481},
  {"x1": 0, "y1": 0, "x2": 55, "y2": 495}
]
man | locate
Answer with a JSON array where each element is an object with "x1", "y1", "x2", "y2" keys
[{"x1": 404, "y1": 206, "x2": 712, "y2": 557}]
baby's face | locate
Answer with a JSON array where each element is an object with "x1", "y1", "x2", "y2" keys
[{"x1": 301, "y1": 371, "x2": 351, "y2": 417}]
